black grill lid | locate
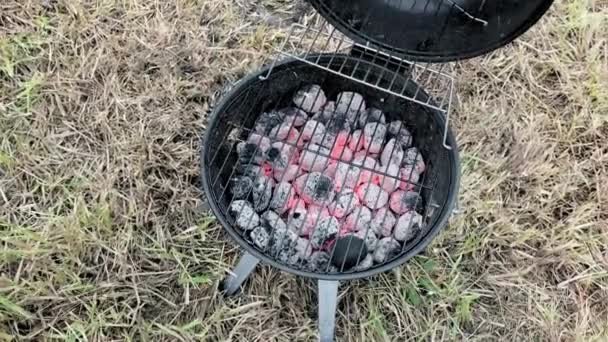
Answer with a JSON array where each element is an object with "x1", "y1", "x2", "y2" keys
[{"x1": 308, "y1": 0, "x2": 554, "y2": 62}]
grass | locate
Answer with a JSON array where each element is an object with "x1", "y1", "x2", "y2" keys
[{"x1": 1, "y1": 0, "x2": 607, "y2": 340}]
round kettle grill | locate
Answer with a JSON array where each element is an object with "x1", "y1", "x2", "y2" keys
[{"x1": 200, "y1": 1, "x2": 553, "y2": 341}]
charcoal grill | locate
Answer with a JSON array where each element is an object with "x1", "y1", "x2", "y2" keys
[{"x1": 200, "y1": 2, "x2": 552, "y2": 341}]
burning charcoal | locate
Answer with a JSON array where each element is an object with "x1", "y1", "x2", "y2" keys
[
  {"x1": 324, "y1": 162, "x2": 337, "y2": 178},
  {"x1": 373, "y1": 237, "x2": 400, "y2": 263},
  {"x1": 280, "y1": 107, "x2": 309, "y2": 127},
  {"x1": 310, "y1": 216, "x2": 339, "y2": 249},
  {"x1": 356, "y1": 183, "x2": 389, "y2": 210},
  {"x1": 269, "y1": 182, "x2": 295, "y2": 215},
  {"x1": 294, "y1": 172, "x2": 335, "y2": 205},
  {"x1": 343, "y1": 206, "x2": 373, "y2": 232},
  {"x1": 335, "y1": 92, "x2": 366, "y2": 115},
  {"x1": 231, "y1": 176, "x2": 254, "y2": 200},
  {"x1": 363, "y1": 122, "x2": 387, "y2": 154},
  {"x1": 371, "y1": 208, "x2": 397, "y2": 237},
  {"x1": 273, "y1": 164, "x2": 299, "y2": 182},
  {"x1": 354, "y1": 253, "x2": 374, "y2": 271},
  {"x1": 255, "y1": 110, "x2": 285, "y2": 135},
  {"x1": 293, "y1": 84, "x2": 327, "y2": 113},
  {"x1": 330, "y1": 143, "x2": 354, "y2": 162},
  {"x1": 247, "y1": 133, "x2": 272, "y2": 153},
  {"x1": 358, "y1": 107, "x2": 386, "y2": 129},
  {"x1": 299, "y1": 144, "x2": 330, "y2": 172},
  {"x1": 354, "y1": 230, "x2": 379, "y2": 251},
  {"x1": 348, "y1": 130, "x2": 365, "y2": 151},
  {"x1": 308, "y1": 251, "x2": 330, "y2": 272},
  {"x1": 261, "y1": 210, "x2": 288, "y2": 232},
  {"x1": 373, "y1": 163, "x2": 401, "y2": 193},
  {"x1": 394, "y1": 211, "x2": 423, "y2": 242},
  {"x1": 270, "y1": 122, "x2": 299, "y2": 142},
  {"x1": 325, "y1": 112, "x2": 354, "y2": 134},
  {"x1": 380, "y1": 138, "x2": 404, "y2": 167},
  {"x1": 399, "y1": 166, "x2": 421, "y2": 190},
  {"x1": 270, "y1": 226, "x2": 299, "y2": 264},
  {"x1": 330, "y1": 235, "x2": 367, "y2": 270},
  {"x1": 295, "y1": 237, "x2": 313, "y2": 259},
  {"x1": 335, "y1": 156, "x2": 375, "y2": 190},
  {"x1": 328, "y1": 189, "x2": 359, "y2": 219},
  {"x1": 300, "y1": 120, "x2": 327, "y2": 147},
  {"x1": 253, "y1": 176, "x2": 274, "y2": 212},
  {"x1": 286, "y1": 199, "x2": 307, "y2": 235},
  {"x1": 389, "y1": 190, "x2": 419, "y2": 215},
  {"x1": 250, "y1": 226, "x2": 270, "y2": 249},
  {"x1": 237, "y1": 142, "x2": 264, "y2": 165},
  {"x1": 301, "y1": 205, "x2": 331, "y2": 236},
  {"x1": 403, "y1": 147, "x2": 425, "y2": 173},
  {"x1": 230, "y1": 200, "x2": 260, "y2": 230},
  {"x1": 266, "y1": 142, "x2": 296, "y2": 170},
  {"x1": 314, "y1": 101, "x2": 336, "y2": 122}
]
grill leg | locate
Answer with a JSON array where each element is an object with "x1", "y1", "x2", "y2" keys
[
  {"x1": 223, "y1": 252, "x2": 259, "y2": 296},
  {"x1": 318, "y1": 280, "x2": 339, "y2": 342}
]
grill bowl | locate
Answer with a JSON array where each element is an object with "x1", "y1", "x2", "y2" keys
[{"x1": 201, "y1": 54, "x2": 460, "y2": 280}]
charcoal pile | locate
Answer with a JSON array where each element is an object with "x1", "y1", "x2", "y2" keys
[{"x1": 229, "y1": 84, "x2": 427, "y2": 273}]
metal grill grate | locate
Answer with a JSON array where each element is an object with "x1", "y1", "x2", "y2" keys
[
  {"x1": 260, "y1": 16, "x2": 456, "y2": 150},
  {"x1": 205, "y1": 54, "x2": 451, "y2": 275}
]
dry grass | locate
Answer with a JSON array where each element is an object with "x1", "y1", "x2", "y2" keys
[{"x1": 1, "y1": 0, "x2": 607, "y2": 341}]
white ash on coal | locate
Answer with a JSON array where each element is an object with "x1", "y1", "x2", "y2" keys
[
  {"x1": 310, "y1": 216, "x2": 340, "y2": 249},
  {"x1": 230, "y1": 200, "x2": 260, "y2": 230},
  {"x1": 252, "y1": 175, "x2": 274, "y2": 212},
  {"x1": 394, "y1": 211, "x2": 423, "y2": 242},
  {"x1": 250, "y1": 226, "x2": 270, "y2": 249},
  {"x1": 371, "y1": 207, "x2": 397, "y2": 238},
  {"x1": 373, "y1": 237, "x2": 400, "y2": 263},
  {"x1": 293, "y1": 84, "x2": 327, "y2": 113},
  {"x1": 363, "y1": 122, "x2": 387, "y2": 154},
  {"x1": 261, "y1": 210, "x2": 287, "y2": 232},
  {"x1": 403, "y1": 147, "x2": 426, "y2": 173},
  {"x1": 356, "y1": 182, "x2": 389, "y2": 210},
  {"x1": 343, "y1": 206, "x2": 373, "y2": 233},
  {"x1": 280, "y1": 107, "x2": 309, "y2": 127},
  {"x1": 255, "y1": 110, "x2": 285, "y2": 135},
  {"x1": 387, "y1": 121, "x2": 413, "y2": 148},
  {"x1": 269, "y1": 182, "x2": 296, "y2": 214},
  {"x1": 389, "y1": 190, "x2": 420, "y2": 215},
  {"x1": 294, "y1": 172, "x2": 335, "y2": 205},
  {"x1": 229, "y1": 84, "x2": 431, "y2": 272},
  {"x1": 328, "y1": 189, "x2": 359, "y2": 219},
  {"x1": 230, "y1": 176, "x2": 254, "y2": 200},
  {"x1": 335, "y1": 91, "x2": 366, "y2": 115},
  {"x1": 358, "y1": 107, "x2": 386, "y2": 129}
]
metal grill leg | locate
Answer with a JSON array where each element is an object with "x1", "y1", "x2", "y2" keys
[
  {"x1": 318, "y1": 280, "x2": 339, "y2": 342},
  {"x1": 223, "y1": 252, "x2": 259, "y2": 296}
]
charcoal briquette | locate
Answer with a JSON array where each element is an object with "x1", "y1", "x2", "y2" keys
[
  {"x1": 293, "y1": 84, "x2": 327, "y2": 113},
  {"x1": 252, "y1": 175, "x2": 274, "y2": 212},
  {"x1": 373, "y1": 237, "x2": 400, "y2": 263},
  {"x1": 380, "y1": 138, "x2": 404, "y2": 167},
  {"x1": 389, "y1": 190, "x2": 419, "y2": 215},
  {"x1": 354, "y1": 253, "x2": 374, "y2": 271},
  {"x1": 363, "y1": 122, "x2": 387, "y2": 154},
  {"x1": 250, "y1": 226, "x2": 270, "y2": 249},
  {"x1": 343, "y1": 206, "x2": 372, "y2": 232},
  {"x1": 330, "y1": 235, "x2": 367, "y2": 270},
  {"x1": 371, "y1": 207, "x2": 397, "y2": 237},
  {"x1": 269, "y1": 182, "x2": 295, "y2": 215},
  {"x1": 358, "y1": 107, "x2": 386, "y2": 129},
  {"x1": 354, "y1": 230, "x2": 379, "y2": 251},
  {"x1": 237, "y1": 142, "x2": 264, "y2": 165},
  {"x1": 328, "y1": 189, "x2": 359, "y2": 218},
  {"x1": 310, "y1": 216, "x2": 339, "y2": 249},
  {"x1": 294, "y1": 172, "x2": 335, "y2": 205},
  {"x1": 307, "y1": 251, "x2": 330, "y2": 272},
  {"x1": 255, "y1": 110, "x2": 285, "y2": 135},
  {"x1": 335, "y1": 92, "x2": 366, "y2": 115},
  {"x1": 356, "y1": 183, "x2": 389, "y2": 210},
  {"x1": 295, "y1": 237, "x2": 313, "y2": 259},
  {"x1": 230, "y1": 176, "x2": 254, "y2": 199},
  {"x1": 280, "y1": 107, "x2": 308, "y2": 127},
  {"x1": 230, "y1": 200, "x2": 260, "y2": 230},
  {"x1": 261, "y1": 210, "x2": 287, "y2": 232},
  {"x1": 402, "y1": 147, "x2": 425, "y2": 173},
  {"x1": 394, "y1": 211, "x2": 422, "y2": 242}
]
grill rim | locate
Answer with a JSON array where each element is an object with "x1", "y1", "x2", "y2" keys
[{"x1": 200, "y1": 54, "x2": 461, "y2": 280}]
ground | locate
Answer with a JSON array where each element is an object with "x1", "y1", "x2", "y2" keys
[{"x1": 1, "y1": 0, "x2": 607, "y2": 341}]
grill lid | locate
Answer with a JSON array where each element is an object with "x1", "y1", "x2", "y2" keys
[{"x1": 308, "y1": 0, "x2": 554, "y2": 62}]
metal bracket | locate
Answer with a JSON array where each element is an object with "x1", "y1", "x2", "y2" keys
[
  {"x1": 318, "y1": 280, "x2": 339, "y2": 342},
  {"x1": 223, "y1": 252, "x2": 260, "y2": 296}
]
